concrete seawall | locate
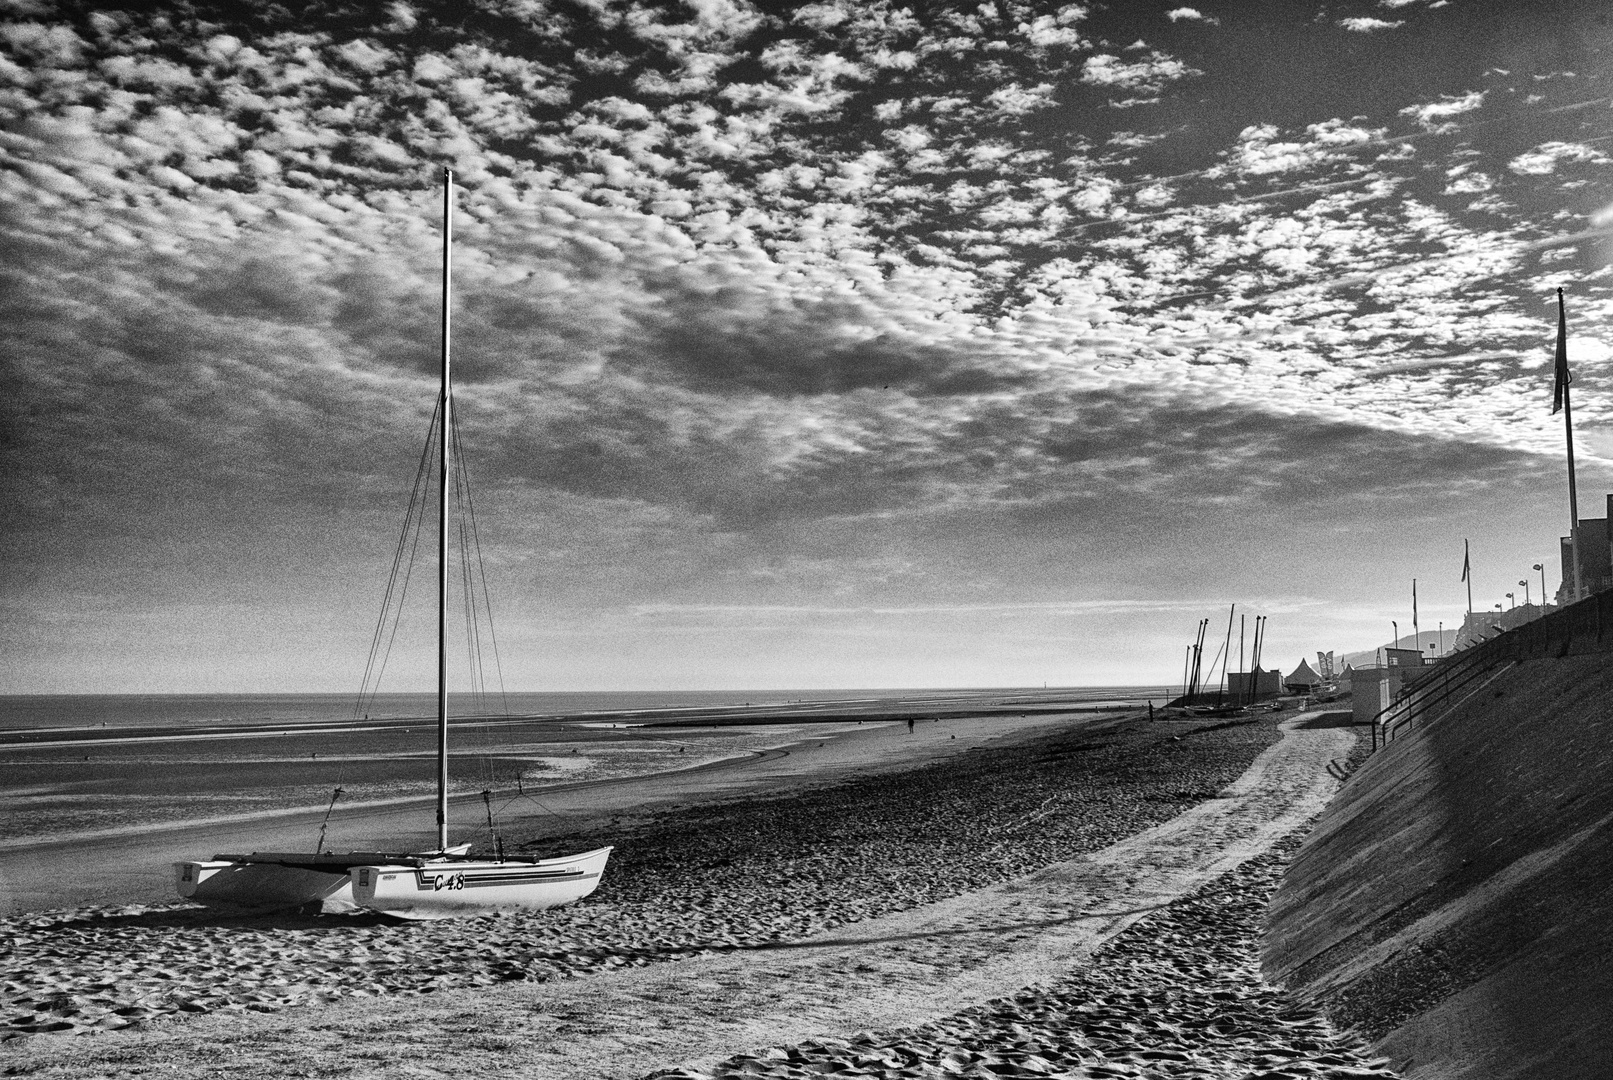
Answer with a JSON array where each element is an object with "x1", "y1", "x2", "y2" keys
[{"x1": 1263, "y1": 654, "x2": 1613, "y2": 1079}]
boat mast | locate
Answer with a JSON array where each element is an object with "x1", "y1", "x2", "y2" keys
[{"x1": 437, "y1": 168, "x2": 453, "y2": 852}]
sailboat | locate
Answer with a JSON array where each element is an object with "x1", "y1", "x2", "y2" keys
[{"x1": 175, "y1": 171, "x2": 611, "y2": 919}]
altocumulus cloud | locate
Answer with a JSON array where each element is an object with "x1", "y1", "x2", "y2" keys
[{"x1": 2, "y1": 0, "x2": 1612, "y2": 689}]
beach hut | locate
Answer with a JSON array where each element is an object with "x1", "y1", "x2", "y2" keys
[
  {"x1": 1226, "y1": 668, "x2": 1282, "y2": 702},
  {"x1": 1284, "y1": 658, "x2": 1322, "y2": 693}
]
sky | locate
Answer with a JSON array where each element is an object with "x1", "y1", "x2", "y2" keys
[{"x1": 3, "y1": 0, "x2": 1612, "y2": 695}]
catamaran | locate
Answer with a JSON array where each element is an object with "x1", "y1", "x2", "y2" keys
[{"x1": 175, "y1": 171, "x2": 611, "y2": 918}]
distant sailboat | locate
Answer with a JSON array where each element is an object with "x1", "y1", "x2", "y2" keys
[{"x1": 176, "y1": 171, "x2": 611, "y2": 918}]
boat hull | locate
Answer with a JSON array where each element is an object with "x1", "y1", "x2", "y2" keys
[
  {"x1": 175, "y1": 858, "x2": 355, "y2": 914},
  {"x1": 174, "y1": 845, "x2": 473, "y2": 915},
  {"x1": 351, "y1": 846, "x2": 613, "y2": 920}
]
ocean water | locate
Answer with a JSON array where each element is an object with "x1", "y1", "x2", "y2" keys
[
  {"x1": 0, "y1": 686, "x2": 1170, "y2": 853},
  {"x1": 0, "y1": 686, "x2": 1172, "y2": 734}
]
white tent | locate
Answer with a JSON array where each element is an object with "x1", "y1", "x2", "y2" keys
[{"x1": 1285, "y1": 657, "x2": 1322, "y2": 691}]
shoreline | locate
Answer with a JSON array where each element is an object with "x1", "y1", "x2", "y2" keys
[
  {"x1": 0, "y1": 743, "x2": 788, "y2": 855},
  {"x1": 0, "y1": 709, "x2": 1120, "y2": 915}
]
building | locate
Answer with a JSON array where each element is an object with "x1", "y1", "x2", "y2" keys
[
  {"x1": 1555, "y1": 495, "x2": 1613, "y2": 604},
  {"x1": 1350, "y1": 660, "x2": 1438, "y2": 725},
  {"x1": 1352, "y1": 666, "x2": 1400, "y2": 725},
  {"x1": 1450, "y1": 604, "x2": 1550, "y2": 652},
  {"x1": 1348, "y1": 647, "x2": 1433, "y2": 724}
]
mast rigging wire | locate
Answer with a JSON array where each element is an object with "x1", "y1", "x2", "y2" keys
[
  {"x1": 450, "y1": 406, "x2": 511, "y2": 717},
  {"x1": 354, "y1": 401, "x2": 442, "y2": 721},
  {"x1": 343, "y1": 395, "x2": 514, "y2": 851}
]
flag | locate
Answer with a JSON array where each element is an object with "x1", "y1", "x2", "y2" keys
[
  {"x1": 1553, "y1": 288, "x2": 1571, "y2": 414},
  {"x1": 1461, "y1": 539, "x2": 1470, "y2": 582}
]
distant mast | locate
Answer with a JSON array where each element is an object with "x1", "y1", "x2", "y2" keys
[
  {"x1": 437, "y1": 168, "x2": 454, "y2": 853},
  {"x1": 1217, "y1": 604, "x2": 1235, "y2": 704},
  {"x1": 1238, "y1": 629, "x2": 1248, "y2": 704}
]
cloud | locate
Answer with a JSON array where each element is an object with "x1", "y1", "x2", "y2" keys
[
  {"x1": 1444, "y1": 171, "x2": 1493, "y2": 194},
  {"x1": 1223, "y1": 119, "x2": 1378, "y2": 176},
  {"x1": 1507, "y1": 141, "x2": 1609, "y2": 175},
  {"x1": 985, "y1": 82, "x2": 1058, "y2": 116},
  {"x1": 1339, "y1": 17, "x2": 1404, "y2": 32},
  {"x1": 1021, "y1": 13, "x2": 1086, "y2": 50},
  {"x1": 1400, "y1": 90, "x2": 1485, "y2": 127},
  {"x1": 1080, "y1": 51, "x2": 1201, "y2": 95},
  {"x1": 1166, "y1": 8, "x2": 1218, "y2": 24}
]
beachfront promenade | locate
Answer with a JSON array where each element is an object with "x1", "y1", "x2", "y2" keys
[{"x1": 0, "y1": 709, "x2": 1403, "y2": 1079}]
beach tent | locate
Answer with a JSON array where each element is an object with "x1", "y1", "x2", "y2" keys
[{"x1": 1285, "y1": 658, "x2": 1322, "y2": 692}]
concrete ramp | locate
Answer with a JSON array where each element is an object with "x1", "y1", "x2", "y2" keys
[{"x1": 1264, "y1": 654, "x2": 1613, "y2": 1080}]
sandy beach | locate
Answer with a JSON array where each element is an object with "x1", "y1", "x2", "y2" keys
[{"x1": 0, "y1": 705, "x2": 1405, "y2": 1079}]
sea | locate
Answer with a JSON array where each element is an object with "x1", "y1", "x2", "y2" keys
[
  {"x1": 0, "y1": 687, "x2": 1172, "y2": 734},
  {"x1": 0, "y1": 687, "x2": 1171, "y2": 857}
]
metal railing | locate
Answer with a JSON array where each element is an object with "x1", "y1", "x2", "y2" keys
[
  {"x1": 1374, "y1": 653, "x2": 1513, "y2": 749},
  {"x1": 1372, "y1": 586, "x2": 1613, "y2": 751}
]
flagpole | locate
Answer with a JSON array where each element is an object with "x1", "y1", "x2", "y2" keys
[
  {"x1": 1462, "y1": 539, "x2": 1472, "y2": 615},
  {"x1": 1412, "y1": 579, "x2": 1419, "y2": 657},
  {"x1": 1555, "y1": 287, "x2": 1581, "y2": 602}
]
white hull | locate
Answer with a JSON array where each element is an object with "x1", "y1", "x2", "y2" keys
[
  {"x1": 351, "y1": 846, "x2": 613, "y2": 920},
  {"x1": 175, "y1": 858, "x2": 355, "y2": 914},
  {"x1": 175, "y1": 845, "x2": 473, "y2": 915}
]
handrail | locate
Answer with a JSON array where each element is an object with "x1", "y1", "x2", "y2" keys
[
  {"x1": 1372, "y1": 646, "x2": 1494, "y2": 750},
  {"x1": 1378, "y1": 658, "x2": 1515, "y2": 748}
]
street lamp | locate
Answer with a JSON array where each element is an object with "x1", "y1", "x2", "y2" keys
[
  {"x1": 1534, "y1": 563, "x2": 1546, "y2": 604},
  {"x1": 1520, "y1": 579, "x2": 1531, "y2": 606},
  {"x1": 1392, "y1": 620, "x2": 1399, "y2": 651},
  {"x1": 1507, "y1": 592, "x2": 1515, "y2": 609}
]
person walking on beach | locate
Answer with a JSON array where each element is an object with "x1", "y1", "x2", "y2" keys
[{"x1": 907, "y1": 717, "x2": 915, "y2": 734}]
